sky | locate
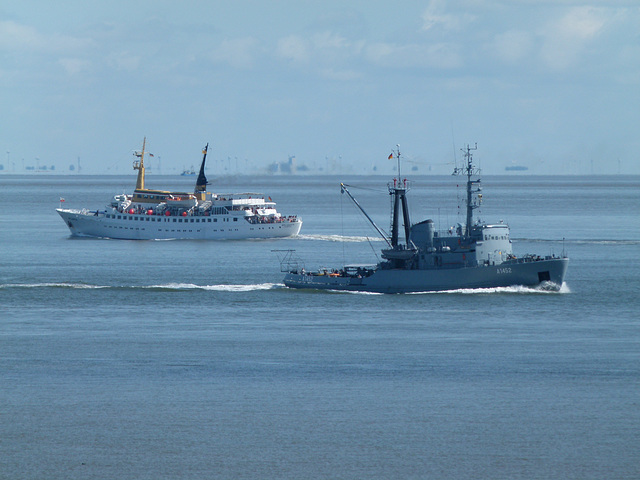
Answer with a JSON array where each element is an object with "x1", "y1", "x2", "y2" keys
[{"x1": 1, "y1": 0, "x2": 639, "y2": 175}]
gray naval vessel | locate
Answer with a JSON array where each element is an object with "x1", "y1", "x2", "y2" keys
[{"x1": 279, "y1": 144, "x2": 568, "y2": 293}]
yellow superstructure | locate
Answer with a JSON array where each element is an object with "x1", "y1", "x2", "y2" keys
[{"x1": 133, "y1": 137, "x2": 147, "y2": 191}]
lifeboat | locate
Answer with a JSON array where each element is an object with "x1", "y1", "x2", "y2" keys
[{"x1": 381, "y1": 246, "x2": 418, "y2": 261}]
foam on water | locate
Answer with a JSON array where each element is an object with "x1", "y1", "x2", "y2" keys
[
  {"x1": 0, "y1": 282, "x2": 281, "y2": 292},
  {"x1": 412, "y1": 282, "x2": 570, "y2": 295},
  {"x1": 514, "y1": 238, "x2": 639, "y2": 246},
  {"x1": 297, "y1": 234, "x2": 383, "y2": 243},
  {"x1": 144, "y1": 282, "x2": 279, "y2": 292},
  {"x1": 0, "y1": 282, "x2": 109, "y2": 289},
  {"x1": 296, "y1": 282, "x2": 570, "y2": 295},
  {"x1": 334, "y1": 289, "x2": 383, "y2": 295}
]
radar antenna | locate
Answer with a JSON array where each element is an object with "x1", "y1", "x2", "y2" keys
[{"x1": 452, "y1": 143, "x2": 482, "y2": 237}]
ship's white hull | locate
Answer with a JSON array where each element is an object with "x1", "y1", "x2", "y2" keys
[{"x1": 57, "y1": 209, "x2": 302, "y2": 240}]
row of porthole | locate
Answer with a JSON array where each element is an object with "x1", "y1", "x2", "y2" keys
[
  {"x1": 110, "y1": 215, "x2": 236, "y2": 223},
  {"x1": 109, "y1": 226, "x2": 244, "y2": 233}
]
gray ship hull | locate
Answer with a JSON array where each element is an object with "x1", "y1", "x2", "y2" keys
[{"x1": 284, "y1": 257, "x2": 568, "y2": 293}]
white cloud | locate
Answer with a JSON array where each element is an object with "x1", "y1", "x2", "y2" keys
[
  {"x1": 539, "y1": 6, "x2": 608, "y2": 69},
  {"x1": 210, "y1": 37, "x2": 258, "y2": 69},
  {"x1": 58, "y1": 58, "x2": 90, "y2": 75},
  {"x1": 276, "y1": 35, "x2": 309, "y2": 62},
  {"x1": 106, "y1": 51, "x2": 141, "y2": 72},
  {"x1": 556, "y1": 6, "x2": 607, "y2": 39},
  {"x1": 0, "y1": 20, "x2": 89, "y2": 53},
  {"x1": 319, "y1": 67, "x2": 361, "y2": 81},
  {"x1": 312, "y1": 31, "x2": 349, "y2": 50},
  {"x1": 278, "y1": 31, "x2": 364, "y2": 61},
  {"x1": 365, "y1": 42, "x2": 461, "y2": 70},
  {"x1": 422, "y1": 0, "x2": 475, "y2": 32},
  {"x1": 276, "y1": 26, "x2": 462, "y2": 75},
  {"x1": 490, "y1": 30, "x2": 534, "y2": 63},
  {"x1": 276, "y1": 31, "x2": 366, "y2": 77},
  {"x1": 0, "y1": 20, "x2": 41, "y2": 50}
]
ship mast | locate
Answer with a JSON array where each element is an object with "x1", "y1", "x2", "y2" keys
[
  {"x1": 453, "y1": 143, "x2": 481, "y2": 237},
  {"x1": 340, "y1": 146, "x2": 417, "y2": 263},
  {"x1": 389, "y1": 145, "x2": 412, "y2": 248},
  {"x1": 133, "y1": 137, "x2": 147, "y2": 191},
  {"x1": 195, "y1": 143, "x2": 209, "y2": 200}
]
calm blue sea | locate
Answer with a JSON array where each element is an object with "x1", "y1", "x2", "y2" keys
[{"x1": 1, "y1": 174, "x2": 639, "y2": 479}]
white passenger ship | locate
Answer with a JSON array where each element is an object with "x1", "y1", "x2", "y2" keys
[{"x1": 57, "y1": 139, "x2": 302, "y2": 240}]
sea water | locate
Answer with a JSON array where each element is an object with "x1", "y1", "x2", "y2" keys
[{"x1": 1, "y1": 174, "x2": 638, "y2": 479}]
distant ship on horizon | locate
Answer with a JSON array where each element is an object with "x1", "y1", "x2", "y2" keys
[{"x1": 505, "y1": 165, "x2": 529, "y2": 171}]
